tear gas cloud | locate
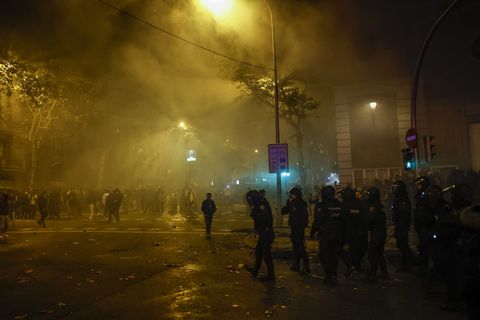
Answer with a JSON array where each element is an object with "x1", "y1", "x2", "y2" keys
[{"x1": 1, "y1": 0, "x2": 479, "y2": 191}]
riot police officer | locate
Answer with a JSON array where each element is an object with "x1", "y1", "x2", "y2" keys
[
  {"x1": 438, "y1": 184, "x2": 474, "y2": 311},
  {"x1": 366, "y1": 187, "x2": 389, "y2": 282},
  {"x1": 413, "y1": 176, "x2": 432, "y2": 272},
  {"x1": 311, "y1": 185, "x2": 344, "y2": 285},
  {"x1": 414, "y1": 176, "x2": 431, "y2": 206},
  {"x1": 281, "y1": 187, "x2": 310, "y2": 274},
  {"x1": 246, "y1": 190, "x2": 276, "y2": 281},
  {"x1": 459, "y1": 204, "x2": 480, "y2": 320},
  {"x1": 341, "y1": 186, "x2": 368, "y2": 273},
  {"x1": 421, "y1": 185, "x2": 445, "y2": 291},
  {"x1": 390, "y1": 180, "x2": 414, "y2": 272}
]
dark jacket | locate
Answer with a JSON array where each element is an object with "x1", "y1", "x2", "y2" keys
[
  {"x1": 107, "y1": 190, "x2": 123, "y2": 212},
  {"x1": 38, "y1": 194, "x2": 48, "y2": 212},
  {"x1": 342, "y1": 198, "x2": 368, "y2": 237},
  {"x1": 281, "y1": 198, "x2": 308, "y2": 229},
  {"x1": 367, "y1": 202, "x2": 386, "y2": 241},
  {"x1": 201, "y1": 199, "x2": 216, "y2": 215},
  {"x1": 250, "y1": 197, "x2": 273, "y2": 232},
  {"x1": 311, "y1": 199, "x2": 344, "y2": 239},
  {"x1": 0, "y1": 193, "x2": 8, "y2": 216},
  {"x1": 392, "y1": 196, "x2": 411, "y2": 231}
]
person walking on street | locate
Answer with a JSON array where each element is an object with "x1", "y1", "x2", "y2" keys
[
  {"x1": 311, "y1": 186, "x2": 345, "y2": 285},
  {"x1": 366, "y1": 187, "x2": 389, "y2": 282},
  {"x1": 341, "y1": 186, "x2": 369, "y2": 274},
  {"x1": 201, "y1": 193, "x2": 216, "y2": 239},
  {"x1": 37, "y1": 191, "x2": 48, "y2": 227},
  {"x1": 0, "y1": 192, "x2": 9, "y2": 235},
  {"x1": 107, "y1": 188, "x2": 123, "y2": 223},
  {"x1": 390, "y1": 181, "x2": 414, "y2": 272},
  {"x1": 246, "y1": 190, "x2": 276, "y2": 281},
  {"x1": 282, "y1": 187, "x2": 310, "y2": 274}
]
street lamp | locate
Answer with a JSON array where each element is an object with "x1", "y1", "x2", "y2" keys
[
  {"x1": 369, "y1": 101, "x2": 377, "y2": 125},
  {"x1": 199, "y1": 0, "x2": 233, "y2": 17},
  {"x1": 201, "y1": 0, "x2": 283, "y2": 225},
  {"x1": 178, "y1": 121, "x2": 187, "y2": 130}
]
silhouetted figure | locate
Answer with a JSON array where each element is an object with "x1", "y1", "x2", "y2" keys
[
  {"x1": 246, "y1": 190, "x2": 275, "y2": 281},
  {"x1": 37, "y1": 191, "x2": 48, "y2": 227},
  {"x1": 201, "y1": 193, "x2": 216, "y2": 238},
  {"x1": 282, "y1": 187, "x2": 310, "y2": 274}
]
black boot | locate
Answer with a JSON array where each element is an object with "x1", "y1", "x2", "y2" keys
[
  {"x1": 290, "y1": 257, "x2": 300, "y2": 272},
  {"x1": 300, "y1": 259, "x2": 310, "y2": 274},
  {"x1": 245, "y1": 265, "x2": 258, "y2": 278}
]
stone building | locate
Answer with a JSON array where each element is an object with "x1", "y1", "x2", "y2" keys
[
  {"x1": 334, "y1": 80, "x2": 479, "y2": 187},
  {"x1": 0, "y1": 92, "x2": 26, "y2": 188}
]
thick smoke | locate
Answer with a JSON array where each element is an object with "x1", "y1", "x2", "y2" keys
[{"x1": 1, "y1": 0, "x2": 479, "y2": 189}]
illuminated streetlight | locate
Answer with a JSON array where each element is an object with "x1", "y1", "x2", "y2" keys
[
  {"x1": 369, "y1": 101, "x2": 377, "y2": 125},
  {"x1": 254, "y1": 149, "x2": 259, "y2": 153},
  {"x1": 178, "y1": 121, "x2": 187, "y2": 130},
  {"x1": 199, "y1": 0, "x2": 233, "y2": 17},
  {"x1": 202, "y1": 0, "x2": 282, "y2": 226}
]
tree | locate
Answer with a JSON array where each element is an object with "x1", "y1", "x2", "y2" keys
[
  {"x1": 231, "y1": 69, "x2": 319, "y2": 185},
  {"x1": 0, "y1": 52, "x2": 94, "y2": 189}
]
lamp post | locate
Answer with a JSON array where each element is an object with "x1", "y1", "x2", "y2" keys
[
  {"x1": 369, "y1": 101, "x2": 377, "y2": 125},
  {"x1": 264, "y1": 0, "x2": 283, "y2": 226},
  {"x1": 200, "y1": 0, "x2": 283, "y2": 225},
  {"x1": 410, "y1": 0, "x2": 460, "y2": 176}
]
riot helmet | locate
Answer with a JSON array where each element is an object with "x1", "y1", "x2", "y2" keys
[
  {"x1": 413, "y1": 176, "x2": 431, "y2": 191},
  {"x1": 390, "y1": 180, "x2": 407, "y2": 197},
  {"x1": 366, "y1": 187, "x2": 381, "y2": 202},
  {"x1": 321, "y1": 186, "x2": 336, "y2": 201},
  {"x1": 443, "y1": 184, "x2": 474, "y2": 209},
  {"x1": 246, "y1": 189, "x2": 260, "y2": 206},
  {"x1": 424, "y1": 185, "x2": 443, "y2": 209},
  {"x1": 288, "y1": 186, "x2": 303, "y2": 199},
  {"x1": 341, "y1": 187, "x2": 355, "y2": 202}
]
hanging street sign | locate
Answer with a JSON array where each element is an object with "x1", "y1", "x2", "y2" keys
[
  {"x1": 405, "y1": 128, "x2": 418, "y2": 148},
  {"x1": 268, "y1": 143, "x2": 289, "y2": 173}
]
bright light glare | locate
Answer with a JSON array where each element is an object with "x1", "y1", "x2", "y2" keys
[
  {"x1": 200, "y1": 0, "x2": 233, "y2": 17},
  {"x1": 178, "y1": 121, "x2": 187, "y2": 130},
  {"x1": 281, "y1": 172, "x2": 290, "y2": 177},
  {"x1": 369, "y1": 102, "x2": 377, "y2": 110}
]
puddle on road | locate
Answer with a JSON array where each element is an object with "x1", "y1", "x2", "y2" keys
[{"x1": 183, "y1": 264, "x2": 204, "y2": 272}]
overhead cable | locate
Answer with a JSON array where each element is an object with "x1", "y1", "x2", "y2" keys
[{"x1": 96, "y1": 0, "x2": 272, "y2": 71}]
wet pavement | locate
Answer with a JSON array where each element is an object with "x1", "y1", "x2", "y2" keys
[{"x1": 0, "y1": 210, "x2": 464, "y2": 320}]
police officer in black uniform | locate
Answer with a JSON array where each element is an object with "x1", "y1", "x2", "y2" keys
[
  {"x1": 311, "y1": 185, "x2": 344, "y2": 285},
  {"x1": 281, "y1": 187, "x2": 310, "y2": 274},
  {"x1": 246, "y1": 190, "x2": 276, "y2": 281},
  {"x1": 417, "y1": 185, "x2": 442, "y2": 291},
  {"x1": 438, "y1": 184, "x2": 474, "y2": 311},
  {"x1": 341, "y1": 186, "x2": 368, "y2": 273},
  {"x1": 390, "y1": 180, "x2": 414, "y2": 272},
  {"x1": 413, "y1": 176, "x2": 432, "y2": 272},
  {"x1": 366, "y1": 187, "x2": 389, "y2": 282},
  {"x1": 459, "y1": 204, "x2": 480, "y2": 320}
]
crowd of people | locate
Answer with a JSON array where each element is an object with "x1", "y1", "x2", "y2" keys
[
  {"x1": 0, "y1": 186, "x2": 213, "y2": 235},
  {"x1": 246, "y1": 176, "x2": 479, "y2": 319}
]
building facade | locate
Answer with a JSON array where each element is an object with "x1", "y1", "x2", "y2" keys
[
  {"x1": 334, "y1": 80, "x2": 479, "y2": 187},
  {"x1": 0, "y1": 92, "x2": 26, "y2": 188}
]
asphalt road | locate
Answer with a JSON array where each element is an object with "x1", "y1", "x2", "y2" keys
[{"x1": 0, "y1": 210, "x2": 464, "y2": 320}]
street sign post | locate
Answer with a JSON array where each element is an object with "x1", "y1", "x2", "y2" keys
[
  {"x1": 405, "y1": 128, "x2": 418, "y2": 148},
  {"x1": 268, "y1": 144, "x2": 288, "y2": 173}
]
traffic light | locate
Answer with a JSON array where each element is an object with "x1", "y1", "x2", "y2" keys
[
  {"x1": 401, "y1": 148, "x2": 416, "y2": 171},
  {"x1": 424, "y1": 135, "x2": 436, "y2": 162}
]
